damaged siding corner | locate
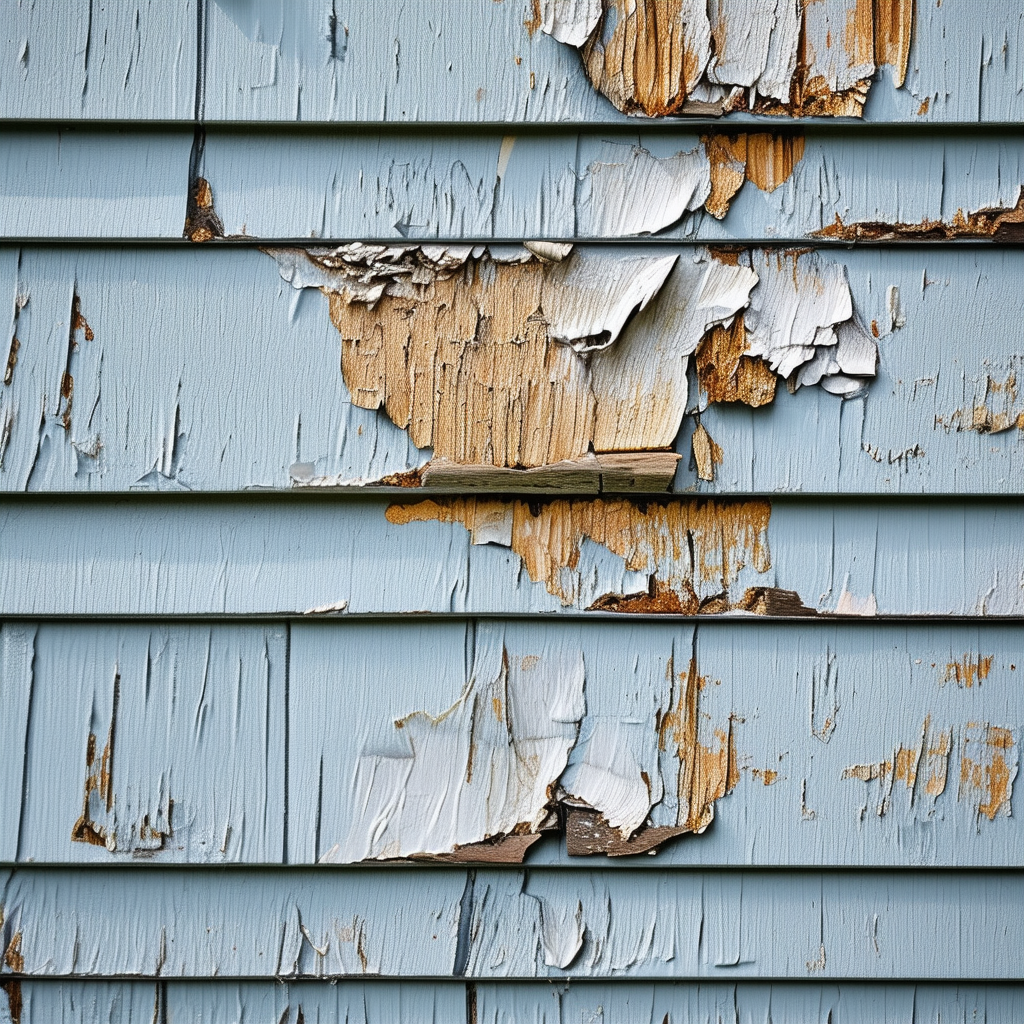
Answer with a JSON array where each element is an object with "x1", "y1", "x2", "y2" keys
[{"x1": 536, "y1": 0, "x2": 915, "y2": 119}]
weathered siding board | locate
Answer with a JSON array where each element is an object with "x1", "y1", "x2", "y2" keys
[
  {"x1": 0, "y1": 981, "x2": 465, "y2": 1024},
  {"x1": 0, "y1": 130, "x2": 194, "y2": 240},
  {"x1": 2, "y1": 245, "x2": 1022, "y2": 494},
  {"x1": 0, "y1": 867, "x2": 1021, "y2": 979},
  {"x1": 475, "y1": 981, "x2": 1024, "y2": 1024},
  {"x1": 0, "y1": 625, "x2": 35, "y2": 864},
  {"x1": 291, "y1": 619, "x2": 1023, "y2": 868},
  {"x1": 0, "y1": 497, "x2": 1019, "y2": 618},
  {"x1": 3, "y1": 980, "x2": 1021, "y2": 1024},
  {"x1": 0, "y1": 0, "x2": 197, "y2": 122},
  {"x1": 11, "y1": 624, "x2": 286, "y2": 864},
  {"x1": 4, "y1": 128, "x2": 1023, "y2": 242},
  {"x1": 8, "y1": 0, "x2": 1019, "y2": 124},
  {"x1": 1, "y1": 620, "x2": 1017, "y2": 869}
]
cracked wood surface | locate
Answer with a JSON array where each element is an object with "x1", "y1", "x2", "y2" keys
[
  {"x1": 3, "y1": 0, "x2": 1022, "y2": 123},
  {"x1": 1, "y1": 620, "x2": 1019, "y2": 867},
  {"x1": 0, "y1": 496, "x2": 1021, "y2": 616},
  {"x1": 0, "y1": 867, "x2": 1021, "y2": 978},
  {"x1": 1, "y1": 246, "x2": 1022, "y2": 493},
  {"x1": 4, "y1": 128, "x2": 1023, "y2": 241}
]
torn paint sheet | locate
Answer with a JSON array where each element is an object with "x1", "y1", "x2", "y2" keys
[
  {"x1": 577, "y1": 144, "x2": 711, "y2": 236},
  {"x1": 577, "y1": 134, "x2": 805, "y2": 235},
  {"x1": 386, "y1": 496, "x2": 772, "y2": 610},
  {"x1": 317, "y1": 622, "x2": 743, "y2": 863},
  {"x1": 323, "y1": 634, "x2": 586, "y2": 862},
  {"x1": 744, "y1": 251, "x2": 877, "y2": 393},
  {"x1": 535, "y1": 0, "x2": 604, "y2": 47},
  {"x1": 543, "y1": 0, "x2": 914, "y2": 118}
]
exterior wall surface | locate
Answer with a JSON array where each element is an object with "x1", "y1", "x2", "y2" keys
[{"x1": 1, "y1": 2, "x2": 1022, "y2": 1021}]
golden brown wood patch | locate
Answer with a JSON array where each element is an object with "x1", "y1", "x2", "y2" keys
[
  {"x1": 695, "y1": 315, "x2": 778, "y2": 407},
  {"x1": 386, "y1": 496, "x2": 772, "y2": 608}
]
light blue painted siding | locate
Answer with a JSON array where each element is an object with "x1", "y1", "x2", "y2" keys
[{"x1": 0, "y1": 2, "x2": 1021, "y2": 1021}]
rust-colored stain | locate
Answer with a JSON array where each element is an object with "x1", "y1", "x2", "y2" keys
[
  {"x1": 750, "y1": 767, "x2": 779, "y2": 785},
  {"x1": 942, "y1": 655, "x2": 994, "y2": 688},
  {"x1": 960, "y1": 724, "x2": 1016, "y2": 822},
  {"x1": 70, "y1": 293, "x2": 94, "y2": 342},
  {"x1": 924, "y1": 728, "x2": 952, "y2": 797},
  {"x1": 71, "y1": 728, "x2": 114, "y2": 847},
  {"x1": 814, "y1": 189, "x2": 1024, "y2": 242},
  {"x1": 2, "y1": 932, "x2": 23, "y2": 974},
  {"x1": 387, "y1": 496, "x2": 772, "y2": 609},
  {"x1": 935, "y1": 371, "x2": 1024, "y2": 435},
  {"x1": 658, "y1": 655, "x2": 739, "y2": 831},
  {"x1": 0, "y1": 981, "x2": 21, "y2": 1024},
  {"x1": 3, "y1": 336, "x2": 20, "y2": 386},
  {"x1": 184, "y1": 175, "x2": 224, "y2": 243},
  {"x1": 695, "y1": 315, "x2": 778, "y2": 407}
]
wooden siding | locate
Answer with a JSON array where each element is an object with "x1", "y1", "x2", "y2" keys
[{"x1": 1, "y1": 2, "x2": 1022, "y2": 1021}]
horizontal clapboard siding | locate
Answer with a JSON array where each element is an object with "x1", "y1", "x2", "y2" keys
[
  {"x1": 1, "y1": 246, "x2": 1022, "y2": 495},
  {"x1": 2, "y1": 620, "x2": 1019, "y2": 868},
  {"x1": 4, "y1": 981, "x2": 1023, "y2": 1024},
  {"x1": 3, "y1": 126, "x2": 1022, "y2": 242},
  {"x1": 1, "y1": 867, "x2": 1022, "y2": 978},
  {"x1": 2, "y1": 0, "x2": 1022, "y2": 124},
  {"x1": 0, "y1": 496, "x2": 1020, "y2": 616},
  {"x1": 2, "y1": 3, "x2": 1021, "y2": 1021}
]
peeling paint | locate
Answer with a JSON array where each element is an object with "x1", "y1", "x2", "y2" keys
[
  {"x1": 704, "y1": 133, "x2": 806, "y2": 219},
  {"x1": 814, "y1": 188, "x2": 1024, "y2": 242},
  {"x1": 960, "y1": 724, "x2": 1017, "y2": 822},
  {"x1": 322, "y1": 628, "x2": 717, "y2": 862},
  {"x1": 540, "y1": 0, "x2": 914, "y2": 119},
  {"x1": 942, "y1": 655, "x2": 993, "y2": 689},
  {"x1": 691, "y1": 422, "x2": 722, "y2": 482},
  {"x1": 322, "y1": 642, "x2": 586, "y2": 862},
  {"x1": 934, "y1": 365, "x2": 1024, "y2": 436},
  {"x1": 270, "y1": 245, "x2": 876, "y2": 485},
  {"x1": 387, "y1": 496, "x2": 772, "y2": 610}
]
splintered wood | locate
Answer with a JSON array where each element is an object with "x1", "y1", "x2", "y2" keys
[
  {"x1": 538, "y1": 0, "x2": 915, "y2": 118},
  {"x1": 386, "y1": 496, "x2": 772, "y2": 608}
]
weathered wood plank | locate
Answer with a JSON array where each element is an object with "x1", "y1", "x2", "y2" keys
[
  {"x1": 290, "y1": 620, "x2": 1023, "y2": 868},
  {"x1": 0, "y1": 0, "x2": 197, "y2": 122},
  {"x1": 475, "y1": 981, "x2": 1024, "y2": 1024},
  {"x1": 0, "y1": 867, "x2": 1020, "y2": 978},
  {"x1": 0, "y1": 496, "x2": 1019, "y2": 617},
  {"x1": 4, "y1": 1, "x2": 1022, "y2": 125},
  {"x1": 4, "y1": 127, "x2": 1022, "y2": 242},
  {"x1": 5, "y1": 979, "x2": 1018, "y2": 1024},
  {"x1": 2, "y1": 620, "x2": 1017, "y2": 868},
  {"x1": 1, "y1": 246, "x2": 1021, "y2": 494},
  {"x1": 9, "y1": 624, "x2": 286, "y2": 864}
]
